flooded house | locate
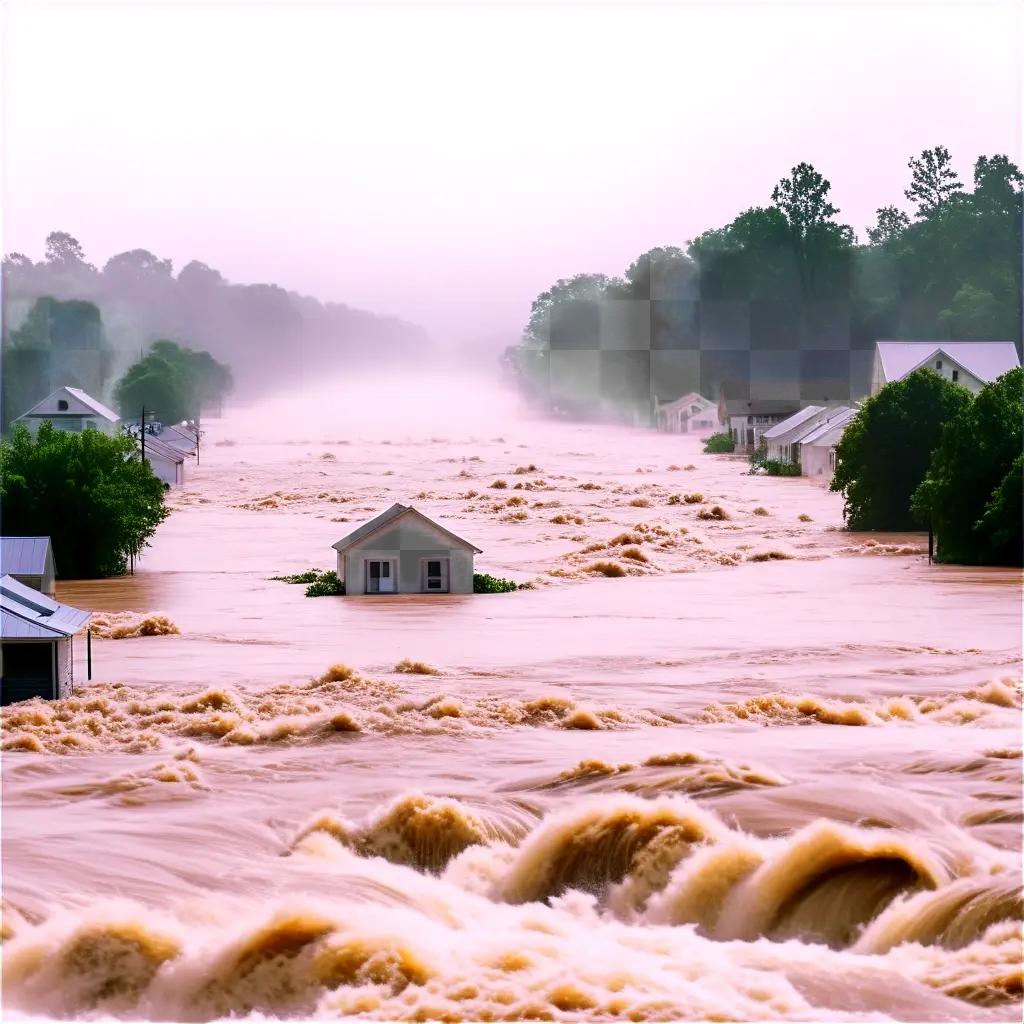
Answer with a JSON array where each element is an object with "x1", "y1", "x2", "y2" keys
[
  {"x1": 654, "y1": 392, "x2": 717, "y2": 434},
  {"x1": 762, "y1": 406, "x2": 830, "y2": 464},
  {"x1": 800, "y1": 406, "x2": 858, "y2": 483},
  {"x1": 333, "y1": 503, "x2": 482, "y2": 595},
  {"x1": 0, "y1": 574, "x2": 90, "y2": 704},
  {"x1": 719, "y1": 399, "x2": 799, "y2": 453},
  {"x1": 0, "y1": 536, "x2": 57, "y2": 597},
  {"x1": 140, "y1": 434, "x2": 189, "y2": 487},
  {"x1": 14, "y1": 386, "x2": 120, "y2": 435}
]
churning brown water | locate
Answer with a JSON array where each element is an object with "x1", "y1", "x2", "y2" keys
[{"x1": 2, "y1": 374, "x2": 1021, "y2": 1022}]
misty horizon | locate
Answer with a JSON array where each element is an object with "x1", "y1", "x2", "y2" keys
[{"x1": 3, "y1": 1, "x2": 1021, "y2": 347}]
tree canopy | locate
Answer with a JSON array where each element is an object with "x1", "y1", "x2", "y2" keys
[
  {"x1": 114, "y1": 340, "x2": 233, "y2": 423},
  {"x1": 911, "y1": 368, "x2": 1023, "y2": 565},
  {"x1": 0, "y1": 423, "x2": 169, "y2": 577},
  {"x1": 830, "y1": 369, "x2": 972, "y2": 530}
]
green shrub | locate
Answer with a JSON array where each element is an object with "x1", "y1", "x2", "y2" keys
[
  {"x1": 703, "y1": 432, "x2": 735, "y2": 454},
  {"x1": 269, "y1": 569, "x2": 321, "y2": 584},
  {"x1": 764, "y1": 459, "x2": 802, "y2": 476},
  {"x1": 748, "y1": 445, "x2": 768, "y2": 472},
  {"x1": 270, "y1": 567, "x2": 344, "y2": 595},
  {"x1": 473, "y1": 572, "x2": 518, "y2": 593},
  {"x1": 305, "y1": 570, "x2": 344, "y2": 597}
]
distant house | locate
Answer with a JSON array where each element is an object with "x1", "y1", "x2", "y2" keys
[
  {"x1": 872, "y1": 341, "x2": 1020, "y2": 395},
  {"x1": 762, "y1": 406, "x2": 831, "y2": 464},
  {"x1": 718, "y1": 399, "x2": 799, "y2": 453},
  {"x1": 655, "y1": 392, "x2": 717, "y2": 434},
  {"x1": 800, "y1": 407, "x2": 858, "y2": 483},
  {"x1": 157, "y1": 422, "x2": 200, "y2": 456},
  {"x1": 139, "y1": 435, "x2": 189, "y2": 487},
  {"x1": 14, "y1": 386, "x2": 120, "y2": 435},
  {"x1": 0, "y1": 574, "x2": 90, "y2": 704},
  {"x1": 0, "y1": 537, "x2": 57, "y2": 597},
  {"x1": 333, "y1": 503, "x2": 482, "y2": 595}
]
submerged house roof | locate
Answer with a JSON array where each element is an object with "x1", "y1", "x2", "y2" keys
[
  {"x1": 0, "y1": 574, "x2": 90, "y2": 640},
  {"x1": 658, "y1": 391, "x2": 715, "y2": 413},
  {"x1": 800, "y1": 407, "x2": 858, "y2": 447},
  {"x1": 333, "y1": 503, "x2": 483, "y2": 554},
  {"x1": 16, "y1": 386, "x2": 120, "y2": 423},
  {"x1": 0, "y1": 537, "x2": 53, "y2": 577},
  {"x1": 875, "y1": 341, "x2": 1020, "y2": 384},
  {"x1": 762, "y1": 406, "x2": 826, "y2": 442}
]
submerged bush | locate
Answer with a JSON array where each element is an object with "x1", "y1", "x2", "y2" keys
[
  {"x1": 703, "y1": 432, "x2": 735, "y2": 454},
  {"x1": 764, "y1": 459, "x2": 802, "y2": 477},
  {"x1": 305, "y1": 570, "x2": 344, "y2": 597},
  {"x1": 269, "y1": 569, "x2": 321, "y2": 584},
  {"x1": 473, "y1": 572, "x2": 518, "y2": 593}
]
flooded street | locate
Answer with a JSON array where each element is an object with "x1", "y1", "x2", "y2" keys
[{"x1": 3, "y1": 377, "x2": 1021, "y2": 1022}]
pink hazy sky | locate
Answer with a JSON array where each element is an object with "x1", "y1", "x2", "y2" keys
[{"x1": 3, "y1": 0, "x2": 1021, "y2": 346}]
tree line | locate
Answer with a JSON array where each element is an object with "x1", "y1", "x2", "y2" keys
[
  {"x1": 2, "y1": 232, "x2": 431, "y2": 408},
  {"x1": 505, "y1": 148, "x2": 1022, "y2": 416}
]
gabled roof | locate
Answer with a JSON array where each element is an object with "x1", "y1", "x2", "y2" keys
[
  {"x1": 0, "y1": 537, "x2": 53, "y2": 577},
  {"x1": 158, "y1": 424, "x2": 200, "y2": 452},
  {"x1": 876, "y1": 341, "x2": 1020, "y2": 384},
  {"x1": 333, "y1": 503, "x2": 483, "y2": 554},
  {"x1": 659, "y1": 392, "x2": 715, "y2": 413},
  {"x1": 141, "y1": 435, "x2": 187, "y2": 464},
  {"x1": 0, "y1": 574, "x2": 90, "y2": 639},
  {"x1": 800, "y1": 407, "x2": 857, "y2": 447},
  {"x1": 15, "y1": 386, "x2": 119, "y2": 423},
  {"x1": 762, "y1": 406, "x2": 826, "y2": 441}
]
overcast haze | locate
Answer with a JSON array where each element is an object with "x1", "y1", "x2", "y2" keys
[{"x1": 3, "y1": 0, "x2": 1021, "y2": 347}]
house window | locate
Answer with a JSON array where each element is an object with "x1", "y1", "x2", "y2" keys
[
  {"x1": 421, "y1": 558, "x2": 450, "y2": 593},
  {"x1": 57, "y1": 399, "x2": 68, "y2": 411},
  {"x1": 952, "y1": 369, "x2": 959, "y2": 382},
  {"x1": 935, "y1": 360, "x2": 942, "y2": 370}
]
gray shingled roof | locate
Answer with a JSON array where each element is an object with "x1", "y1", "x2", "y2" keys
[
  {"x1": 0, "y1": 575, "x2": 89, "y2": 639},
  {"x1": 0, "y1": 537, "x2": 52, "y2": 577},
  {"x1": 762, "y1": 406, "x2": 826, "y2": 442},
  {"x1": 333, "y1": 503, "x2": 483, "y2": 554}
]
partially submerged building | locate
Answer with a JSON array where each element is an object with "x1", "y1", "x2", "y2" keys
[
  {"x1": 0, "y1": 537, "x2": 57, "y2": 597},
  {"x1": 140, "y1": 435, "x2": 189, "y2": 487},
  {"x1": 333, "y1": 503, "x2": 482, "y2": 595},
  {"x1": 800, "y1": 407, "x2": 858, "y2": 483},
  {"x1": 762, "y1": 406, "x2": 830, "y2": 464},
  {"x1": 655, "y1": 392, "x2": 717, "y2": 434},
  {"x1": 0, "y1": 574, "x2": 90, "y2": 704},
  {"x1": 718, "y1": 399, "x2": 799, "y2": 453},
  {"x1": 14, "y1": 386, "x2": 120, "y2": 435},
  {"x1": 872, "y1": 341, "x2": 1020, "y2": 394}
]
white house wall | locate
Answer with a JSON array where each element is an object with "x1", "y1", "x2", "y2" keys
[
  {"x1": 56, "y1": 637, "x2": 74, "y2": 699},
  {"x1": 339, "y1": 517, "x2": 475, "y2": 595}
]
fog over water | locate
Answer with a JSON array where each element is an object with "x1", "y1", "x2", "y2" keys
[{"x1": 2, "y1": 374, "x2": 1021, "y2": 1021}]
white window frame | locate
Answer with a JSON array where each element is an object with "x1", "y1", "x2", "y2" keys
[{"x1": 420, "y1": 557, "x2": 450, "y2": 594}]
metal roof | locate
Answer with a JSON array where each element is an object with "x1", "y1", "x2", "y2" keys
[
  {"x1": 0, "y1": 574, "x2": 89, "y2": 639},
  {"x1": 762, "y1": 406, "x2": 826, "y2": 441},
  {"x1": 0, "y1": 537, "x2": 52, "y2": 577},
  {"x1": 800, "y1": 407, "x2": 857, "y2": 447},
  {"x1": 16, "y1": 386, "x2": 120, "y2": 423},
  {"x1": 876, "y1": 341, "x2": 1020, "y2": 385},
  {"x1": 333, "y1": 503, "x2": 483, "y2": 554},
  {"x1": 158, "y1": 424, "x2": 200, "y2": 452},
  {"x1": 141, "y1": 435, "x2": 187, "y2": 464}
]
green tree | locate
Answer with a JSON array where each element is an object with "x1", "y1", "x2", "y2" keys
[
  {"x1": 831, "y1": 369, "x2": 971, "y2": 530},
  {"x1": 904, "y1": 145, "x2": 963, "y2": 217},
  {"x1": 115, "y1": 354, "x2": 190, "y2": 423},
  {"x1": 114, "y1": 340, "x2": 233, "y2": 423},
  {"x1": 911, "y1": 368, "x2": 1023, "y2": 565},
  {"x1": 0, "y1": 422, "x2": 168, "y2": 577},
  {"x1": 866, "y1": 205, "x2": 910, "y2": 246}
]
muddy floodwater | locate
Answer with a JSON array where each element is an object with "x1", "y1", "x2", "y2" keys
[{"x1": 2, "y1": 376, "x2": 1021, "y2": 1022}]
